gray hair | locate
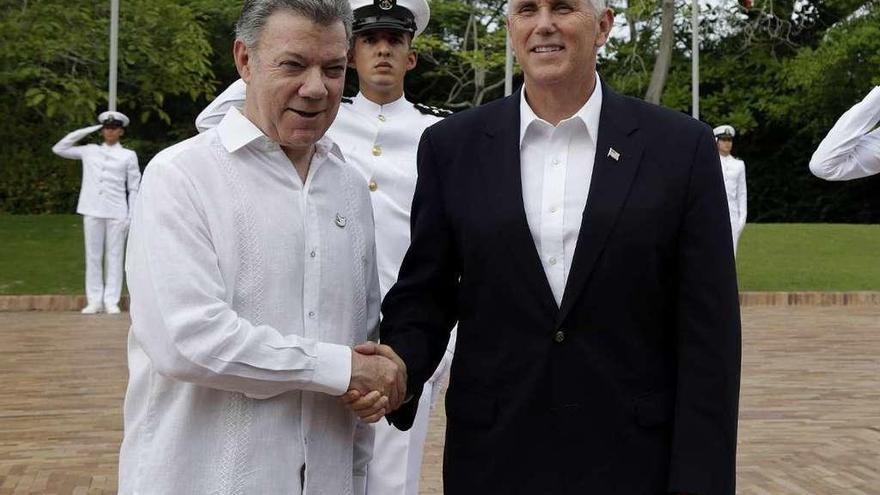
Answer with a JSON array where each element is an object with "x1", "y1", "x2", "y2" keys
[
  {"x1": 235, "y1": 0, "x2": 354, "y2": 50},
  {"x1": 508, "y1": 0, "x2": 607, "y2": 14}
]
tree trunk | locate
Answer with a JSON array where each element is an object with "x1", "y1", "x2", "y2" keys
[{"x1": 644, "y1": 0, "x2": 675, "y2": 104}]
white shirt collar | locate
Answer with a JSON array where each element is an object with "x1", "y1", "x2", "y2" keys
[
  {"x1": 216, "y1": 106, "x2": 343, "y2": 161},
  {"x1": 353, "y1": 92, "x2": 410, "y2": 116},
  {"x1": 519, "y1": 74, "x2": 603, "y2": 146}
]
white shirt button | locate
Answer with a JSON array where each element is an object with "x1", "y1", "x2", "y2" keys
[
  {"x1": 551, "y1": 158, "x2": 560, "y2": 166},
  {"x1": 550, "y1": 206, "x2": 559, "y2": 214},
  {"x1": 310, "y1": 250, "x2": 317, "y2": 258},
  {"x1": 308, "y1": 311, "x2": 316, "y2": 319},
  {"x1": 549, "y1": 257, "x2": 557, "y2": 266}
]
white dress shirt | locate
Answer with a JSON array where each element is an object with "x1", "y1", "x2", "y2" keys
[
  {"x1": 810, "y1": 85, "x2": 880, "y2": 180},
  {"x1": 720, "y1": 154, "x2": 747, "y2": 240},
  {"x1": 519, "y1": 80, "x2": 602, "y2": 306},
  {"x1": 120, "y1": 107, "x2": 380, "y2": 495},
  {"x1": 51, "y1": 125, "x2": 140, "y2": 220}
]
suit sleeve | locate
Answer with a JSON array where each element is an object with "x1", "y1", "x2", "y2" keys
[
  {"x1": 126, "y1": 152, "x2": 141, "y2": 218},
  {"x1": 380, "y1": 130, "x2": 459, "y2": 430},
  {"x1": 668, "y1": 127, "x2": 742, "y2": 495},
  {"x1": 737, "y1": 161, "x2": 747, "y2": 233}
]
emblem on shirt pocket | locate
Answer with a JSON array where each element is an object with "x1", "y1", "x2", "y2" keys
[{"x1": 335, "y1": 213, "x2": 347, "y2": 229}]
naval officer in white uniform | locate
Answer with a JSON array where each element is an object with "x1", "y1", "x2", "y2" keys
[
  {"x1": 714, "y1": 125, "x2": 747, "y2": 256},
  {"x1": 810, "y1": 85, "x2": 880, "y2": 180},
  {"x1": 195, "y1": 1, "x2": 455, "y2": 493},
  {"x1": 52, "y1": 111, "x2": 140, "y2": 314}
]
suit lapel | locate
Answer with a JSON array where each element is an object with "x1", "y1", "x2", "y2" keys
[
  {"x1": 478, "y1": 91, "x2": 558, "y2": 314},
  {"x1": 557, "y1": 85, "x2": 645, "y2": 326}
]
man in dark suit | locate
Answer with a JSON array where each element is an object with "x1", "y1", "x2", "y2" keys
[{"x1": 372, "y1": 0, "x2": 741, "y2": 493}]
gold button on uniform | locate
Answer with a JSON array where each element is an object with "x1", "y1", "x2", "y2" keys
[
  {"x1": 372, "y1": 145, "x2": 382, "y2": 156},
  {"x1": 368, "y1": 180, "x2": 378, "y2": 192},
  {"x1": 378, "y1": 114, "x2": 386, "y2": 122},
  {"x1": 554, "y1": 330, "x2": 565, "y2": 343}
]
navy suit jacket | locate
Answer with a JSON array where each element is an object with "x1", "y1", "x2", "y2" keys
[{"x1": 380, "y1": 82, "x2": 741, "y2": 495}]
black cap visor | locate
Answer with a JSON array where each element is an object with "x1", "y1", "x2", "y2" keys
[{"x1": 353, "y1": 6, "x2": 416, "y2": 35}]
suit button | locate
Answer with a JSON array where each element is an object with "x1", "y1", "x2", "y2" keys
[{"x1": 554, "y1": 330, "x2": 565, "y2": 343}]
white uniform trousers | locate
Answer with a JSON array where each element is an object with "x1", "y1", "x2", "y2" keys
[
  {"x1": 83, "y1": 215, "x2": 127, "y2": 307},
  {"x1": 731, "y1": 221, "x2": 743, "y2": 258},
  {"x1": 367, "y1": 338, "x2": 455, "y2": 495}
]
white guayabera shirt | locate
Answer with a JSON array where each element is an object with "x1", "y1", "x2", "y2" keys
[{"x1": 119, "y1": 107, "x2": 380, "y2": 495}]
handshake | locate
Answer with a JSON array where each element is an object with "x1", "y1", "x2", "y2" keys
[{"x1": 343, "y1": 342, "x2": 407, "y2": 423}]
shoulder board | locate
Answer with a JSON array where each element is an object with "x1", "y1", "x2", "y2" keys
[
  {"x1": 415, "y1": 103, "x2": 453, "y2": 118},
  {"x1": 341, "y1": 96, "x2": 354, "y2": 104}
]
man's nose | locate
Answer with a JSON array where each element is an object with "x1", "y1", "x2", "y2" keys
[
  {"x1": 534, "y1": 7, "x2": 558, "y2": 35},
  {"x1": 376, "y1": 39, "x2": 392, "y2": 56},
  {"x1": 299, "y1": 67, "x2": 328, "y2": 99}
]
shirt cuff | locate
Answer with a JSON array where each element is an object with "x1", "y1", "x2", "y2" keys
[{"x1": 312, "y1": 342, "x2": 352, "y2": 396}]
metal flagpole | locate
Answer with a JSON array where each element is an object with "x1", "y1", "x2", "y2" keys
[
  {"x1": 691, "y1": 0, "x2": 699, "y2": 119},
  {"x1": 108, "y1": 0, "x2": 120, "y2": 111},
  {"x1": 504, "y1": 29, "x2": 514, "y2": 97}
]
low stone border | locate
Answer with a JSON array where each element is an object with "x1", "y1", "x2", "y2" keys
[
  {"x1": 0, "y1": 293, "x2": 879, "y2": 312},
  {"x1": 738, "y1": 291, "x2": 880, "y2": 307},
  {"x1": 0, "y1": 295, "x2": 130, "y2": 312}
]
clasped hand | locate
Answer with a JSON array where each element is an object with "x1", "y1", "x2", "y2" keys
[{"x1": 343, "y1": 342, "x2": 407, "y2": 423}]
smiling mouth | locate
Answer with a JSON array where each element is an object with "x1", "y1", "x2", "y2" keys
[
  {"x1": 291, "y1": 109, "x2": 321, "y2": 118},
  {"x1": 532, "y1": 46, "x2": 564, "y2": 53}
]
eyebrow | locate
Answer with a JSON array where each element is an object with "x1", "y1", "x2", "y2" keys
[{"x1": 277, "y1": 52, "x2": 348, "y2": 66}]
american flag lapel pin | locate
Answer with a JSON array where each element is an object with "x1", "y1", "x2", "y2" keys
[{"x1": 607, "y1": 147, "x2": 621, "y2": 162}]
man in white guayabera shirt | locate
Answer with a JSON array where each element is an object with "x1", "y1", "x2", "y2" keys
[
  {"x1": 195, "y1": 1, "x2": 455, "y2": 493},
  {"x1": 118, "y1": 1, "x2": 407, "y2": 494},
  {"x1": 51, "y1": 111, "x2": 140, "y2": 315},
  {"x1": 810, "y1": 85, "x2": 880, "y2": 180}
]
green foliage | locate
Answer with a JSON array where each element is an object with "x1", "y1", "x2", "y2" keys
[
  {"x1": 0, "y1": 0, "x2": 216, "y2": 213},
  {"x1": 602, "y1": 0, "x2": 880, "y2": 222},
  {"x1": 407, "y1": 0, "x2": 510, "y2": 108},
  {"x1": 1, "y1": 0, "x2": 878, "y2": 221}
]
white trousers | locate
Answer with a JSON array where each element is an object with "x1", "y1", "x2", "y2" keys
[
  {"x1": 83, "y1": 215, "x2": 128, "y2": 307},
  {"x1": 731, "y1": 217, "x2": 744, "y2": 257},
  {"x1": 366, "y1": 331, "x2": 456, "y2": 495}
]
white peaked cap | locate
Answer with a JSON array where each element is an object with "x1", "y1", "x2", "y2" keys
[
  {"x1": 713, "y1": 124, "x2": 736, "y2": 138},
  {"x1": 98, "y1": 110, "x2": 130, "y2": 127}
]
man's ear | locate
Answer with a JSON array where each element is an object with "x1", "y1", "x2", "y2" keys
[
  {"x1": 595, "y1": 8, "x2": 614, "y2": 48},
  {"x1": 234, "y1": 39, "x2": 254, "y2": 82},
  {"x1": 406, "y1": 50, "x2": 418, "y2": 72},
  {"x1": 348, "y1": 47, "x2": 357, "y2": 69}
]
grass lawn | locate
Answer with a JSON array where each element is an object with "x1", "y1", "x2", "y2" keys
[
  {"x1": 736, "y1": 223, "x2": 880, "y2": 291},
  {"x1": 0, "y1": 215, "x2": 86, "y2": 294},
  {"x1": 0, "y1": 216, "x2": 878, "y2": 294}
]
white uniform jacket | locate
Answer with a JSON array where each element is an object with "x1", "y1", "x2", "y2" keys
[
  {"x1": 810, "y1": 85, "x2": 880, "y2": 180},
  {"x1": 120, "y1": 107, "x2": 379, "y2": 495},
  {"x1": 51, "y1": 125, "x2": 140, "y2": 219},
  {"x1": 719, "y1": 154, "x2": 747, "y2": 240}
]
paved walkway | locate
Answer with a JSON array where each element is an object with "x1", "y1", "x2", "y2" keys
[{"x1": 0, "y1": 307, "x2": 877, "y2": 494}]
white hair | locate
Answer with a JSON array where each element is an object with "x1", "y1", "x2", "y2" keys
[{"x1": 508, "y1": 0, "x2": 607, "y2": 14}]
